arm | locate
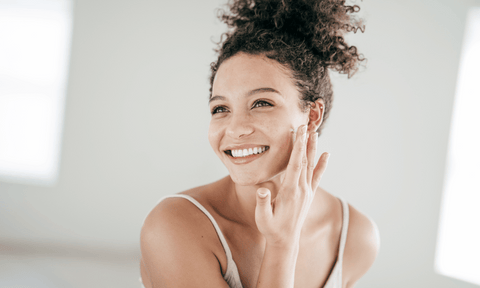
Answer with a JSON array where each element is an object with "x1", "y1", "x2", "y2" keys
[
  {"x1": 254, "y1": 125, "x2": 330, "y2": 288},
  {"x1": 256, "y1": 243, "x2": 300, "y2": 287},
  {"x1": 343, "y1": 207, "x2": 381, "y2": 288},
  {"x1": 140, "y1": 198, "x2": 230, "y2": 288}
]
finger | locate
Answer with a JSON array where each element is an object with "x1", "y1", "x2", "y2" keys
[
  {"x1": 255, "y1": 188, "x2": 272, "y2": 228},
  {"x1": 284, "y1": 124, "x2": 308, "y2": 187},
  {"x1": 299, "y1": 132, "x2": 312, "y2": 186},
  {"x1": 311, "y1": 152, "x2": 330, "y2": 191},
  {"x1": 306, "y1": 132, "x2": 318, "y2": 187}
]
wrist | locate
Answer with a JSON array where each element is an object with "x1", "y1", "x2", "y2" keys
[{"x1": 266, "y1": 238, "x2": 300, "y2": 253}]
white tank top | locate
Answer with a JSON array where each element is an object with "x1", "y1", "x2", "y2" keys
[{"x1": 140, "y1": 194, "x2": 350, "y2": 288}]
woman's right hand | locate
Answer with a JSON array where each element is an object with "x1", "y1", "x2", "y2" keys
[{"x1": 255, "y1": 124, "x2": 330, "y2": 248}]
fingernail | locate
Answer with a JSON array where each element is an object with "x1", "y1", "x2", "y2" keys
[
  {"x1": 311, "y1": 132, "x2": 318, "y2": 140},
  {"x1": 258, "y1": 191, "x2": 268, "y2": 198},
  {"x1": 326, "y1": 153, "x2": 331, "y2": 161}
]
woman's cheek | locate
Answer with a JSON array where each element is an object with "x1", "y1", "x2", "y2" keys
[
  {"x1": 260, "y1": 117, "x2": 292, "y2": 147},
  {"x1": 207, "y1": 122, "x2": 222, "y2": 150}
]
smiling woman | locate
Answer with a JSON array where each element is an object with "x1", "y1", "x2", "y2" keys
[{"x1": 140, "y1": 1, "x2": 379, "y2": 288}]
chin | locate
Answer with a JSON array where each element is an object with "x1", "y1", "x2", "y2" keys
[
  {"x1": 229, "y1": 173, "x2": 262, "y2": 186},
  {"x1": 229, "y1": 168, "x2": 285, "y2": 187}
]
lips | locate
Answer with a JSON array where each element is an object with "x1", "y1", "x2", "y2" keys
[{"x1": 224, "y1": 147, "x2": 269, "y2": 165}]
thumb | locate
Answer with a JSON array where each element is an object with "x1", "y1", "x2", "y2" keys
[{"x1": 255, "y1": 188, "x2": 272, "y2": 227}]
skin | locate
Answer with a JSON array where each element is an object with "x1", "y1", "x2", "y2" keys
[{"x1": 140, "y1": 52, "x2": 380, "y2": 288}]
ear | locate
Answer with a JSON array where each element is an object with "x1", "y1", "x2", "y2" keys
[{"x1": 307, "y1": 99, "x2": 325, "y2": 133}]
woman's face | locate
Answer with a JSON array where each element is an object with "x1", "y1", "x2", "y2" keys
[{"x1": 208, "y1": 52, "x2": 309, "y2": 186}]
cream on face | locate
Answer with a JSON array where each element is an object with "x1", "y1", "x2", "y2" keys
[{"x1": 290, "y1": 127, "x2": 298, "y2": 143}]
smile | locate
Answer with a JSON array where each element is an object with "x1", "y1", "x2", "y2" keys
[
  {"x1": 223, "y1": 146, "x2": 270, "y2": 165},
  {"x1": 224, "y1": 146, "x2": 270, "y2": 158}
]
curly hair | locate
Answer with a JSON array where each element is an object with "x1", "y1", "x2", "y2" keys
[{"x1": 209, "y1": 0, "x2": 365, "y2": 135}]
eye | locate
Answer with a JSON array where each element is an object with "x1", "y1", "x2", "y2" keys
[
  {"x1": 252, "y1": 100, "x2": 273, "y2": 109},
  {"x1": 211, "y1": 105, "x2": 229, "y2": 115}
]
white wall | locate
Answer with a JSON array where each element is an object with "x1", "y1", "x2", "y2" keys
[{"x1": 1, "y1": 0, "x2": 479, "y2": 287}]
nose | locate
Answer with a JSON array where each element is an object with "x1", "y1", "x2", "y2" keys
[{"x1": 226, "y1": 112, "x2": 254, "y2": 139}]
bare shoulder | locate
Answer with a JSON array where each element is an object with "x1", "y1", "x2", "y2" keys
[
  {"x1": 140, "y1": 188, "x2": 229, "y2": 288},
  {"x1": 343, "y1": 202, "x2": 380, "y2": 287}
]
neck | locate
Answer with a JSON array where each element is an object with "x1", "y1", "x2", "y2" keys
[
  {"x1": 223, "y1": 174, "x2": 331, "y2": 238},
  {"x1": 227, "y1": 173, "x2": 285, "y2": 232}
]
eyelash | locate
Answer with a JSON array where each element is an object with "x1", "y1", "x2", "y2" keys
[{"x1": 211, "y1": 100, "x2": 273, "y2": 115}]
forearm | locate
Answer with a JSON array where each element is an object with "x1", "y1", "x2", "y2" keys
[{"x1": 256, "y1": 242, "x2": 299, "y2": 288}]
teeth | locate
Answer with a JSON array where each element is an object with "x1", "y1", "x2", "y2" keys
[{"x1": 229, "y1": 146, "x2": 268, "y2": 158}]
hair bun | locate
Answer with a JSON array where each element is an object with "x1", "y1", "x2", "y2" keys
[{"x1": 217, "y1": 0, "x2": 365, "y2": 76}]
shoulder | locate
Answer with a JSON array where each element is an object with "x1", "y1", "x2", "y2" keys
[
  {"x1": 141, "y1": 188, "x2": 221, "y2": 251},
  {"x1": 141, "y1": 178, "x2": 230, "y2": 250},
  {"x1": 142, "y1": 195, "x2": 203, "y2": 238},
  {"x1": 140, "y1": 191, "x2": 229, "y2": 288},
  {"x1": 140, "y1": 194, "x2": 214, "y2": 266},
  {"x1": 343, "y1": 201, "x2": 380, "y2": 287}
]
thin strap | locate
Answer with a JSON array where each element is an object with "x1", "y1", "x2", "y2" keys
[
  {"x1": 322, "y1": 197, "x2": 349, "y2": 288},
  {"x1": 337, "y1": 197, "x2": 349, "y2": 261},
  {"x1": 337, "y1": 196, "x2": 349, "y2": 284},
  {"x1": 158, "y1": 195, "x2": 243, "y2": 287}
]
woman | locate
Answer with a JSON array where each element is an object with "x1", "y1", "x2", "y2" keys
[{"x1": 140, "y1": 0, "x2": 380, "y2": 287}]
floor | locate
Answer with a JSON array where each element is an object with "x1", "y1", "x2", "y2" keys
[{"x1": 0, "y1": 241, "x2": 141, "y2": 288}]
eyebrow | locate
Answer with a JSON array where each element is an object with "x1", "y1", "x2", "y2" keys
[{"x1": 209, "y1": 87, "x2": 282, "y2": 104}]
